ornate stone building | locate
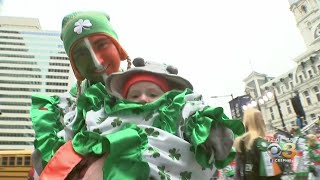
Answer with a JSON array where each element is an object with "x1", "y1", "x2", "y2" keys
[{"x1": 242, "y1": 0, "x2": 320, "y2": 131}]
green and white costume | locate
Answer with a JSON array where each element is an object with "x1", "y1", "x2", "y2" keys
[
  {"x1": 306, "y1": 142, "x2": 320, "y2": 177},
  {"x1": 30, "y1": 80, "x2": 91, "y2": 174},
  {"x1": 31, "y1": 83, "x2": 245, "y2": 179},
  {"x1": 291, "y1": 136, "x2": 311, "y2": 178}
]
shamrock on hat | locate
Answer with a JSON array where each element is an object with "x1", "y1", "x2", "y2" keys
[{"x1": 60, "y1": 11, "x2": 128, "y2": 81}]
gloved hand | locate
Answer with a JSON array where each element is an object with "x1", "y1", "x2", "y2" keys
[{"x1": 205, "y1": 123, "x2": 234, "y2": 161}]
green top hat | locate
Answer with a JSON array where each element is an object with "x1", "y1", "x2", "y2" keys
[{"x1": 60, "y1": 11, "x2": 128, "y2": 81}]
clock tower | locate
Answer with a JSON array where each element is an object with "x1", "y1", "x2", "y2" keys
[{"x1": 289, "y1": 0, "x2": 320, "y2": 47}]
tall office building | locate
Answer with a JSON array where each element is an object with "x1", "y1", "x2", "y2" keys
[{"x1": 0, "y1": 16, "x2": 74, "y2": 150}]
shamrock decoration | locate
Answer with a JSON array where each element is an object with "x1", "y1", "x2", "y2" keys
[
  {"x1": 169, "y1": 148, "x2": 181, "y2": 160},
  {"x1": 132, "y1": 108, "x2": 144, "y2": 115},
  {"x1": 148, "y1": 147, "x2": 160, "y2": 158},
  {"x1": 93, "y1": 128, "x2": 102, "y2": 134},
  {"x1": 97, "y1": 117, "x2": 104, "y2": 124},
  {"x1": 74, "y1": 19, "x2": 92, "y2": 34},
  {"x1": 144, "y1": 111, "x2": 154, "y2": 121},
  {"x1": 111, "y1": 118, "x2": 122, "y2": 127},
  {"x1": 180, "y1": 171, "x2": 192, "y2": 180},
  {"x1": 157, "y1": 166, "x2": 171, "y2": 180},
  {"x1": 145, "y1": 128, "x2": 160, "y2": 137}
]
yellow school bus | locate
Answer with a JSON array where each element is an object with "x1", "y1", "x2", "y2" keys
[{"x1": 0, "y1": 150, "x2": 32, "y2": 180}]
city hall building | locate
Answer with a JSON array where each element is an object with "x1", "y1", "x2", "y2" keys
[{"x1": 231, "y1": 0, "x2": 320, "y2": 131}]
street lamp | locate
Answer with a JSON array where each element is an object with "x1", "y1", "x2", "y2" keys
[
  {"x1": 241, "y1": 89, "x2": 287, "y2": 131},
  {"x1": 258, "y1": 98, "x2": 265, "y2": 105},
  {"x1": 210, "y1": 94, "x2": 234, "y2": 99},
  {"x1": 261, "y1": 89, "x2": 286, "y2": 131}
]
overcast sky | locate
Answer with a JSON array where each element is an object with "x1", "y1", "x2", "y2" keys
[{"x1": 0, "y1": 0, "x2": 307, "y2": 116}]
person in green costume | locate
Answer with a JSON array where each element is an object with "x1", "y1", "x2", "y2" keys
[
  {"x1": 305, "y1": 134, "x2": 320, "y2": 178},
  {"x1": 34, "y1": 57, "x2": 245, "y2": 179},
  {"x1": 30, "y1": 10, "x2": 131, "y2": 178}
]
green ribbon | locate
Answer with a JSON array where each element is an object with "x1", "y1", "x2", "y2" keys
[
  {"x1": 30, "y1": 94, "x2": 66, "y2": 167},
  {"x1": 72, "y1": 83, "x2": 115, "y2": 134},
  {"x1": 185, "y1": 106, "x2": 244, "y2": 169},
  {"x1": 72, "y1": 123, "x2": 149, "y2": 180}
]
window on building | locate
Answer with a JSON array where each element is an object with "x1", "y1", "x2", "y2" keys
[
  {"x1": 0, "y1": 133, "x2": 34, "y2": 137},
  {"x1": 2, "y1": 157, "x2": 8, "y2": 166},
  {"x1": 286, "y1": 100, "x2": 292, "y2": 114},
  {"x1": 276, "y1": 87, "x2": 281, "y2": 95},
  {"x1": 0, "y1": 54, "x2": 34, "y2": 58},
  {"x1": 0, "y1": 109, "x2": 29, "y2": 114},
  {"x1": 45, "y1": 75, "x2": 69, "y2": 79},
  {"x1": 289, "y1": 81, "x2": 294, "y2": 89},
  {"x1": 45, "y1": 82, "x2": 68, "y2": 86},
  {"x1": 0, "y1": 87, "x2": 40, "y2": 92},
  {"x1": 301, "y1": 5, "x2": 308, "y2": 14},
  {"x1": 0, "y1": 66, "x2": 41, "y2": 72},
  {"x1": 308, "y1": 70, "x2": 313, "y2": 78},
  {"x1": 313, "y1": 86, "x2": 320, "y2": 102},
  {"x1": 49, "y1": 62, "x2": 69, "y2": 67},
  {"x1": 45, "y1": 89, "x2": 68, "y2": 93},
  {"x1": 0, "y1": 80, "x2": 41, "y2": 85},
  {"x1": 281, "y1": 86, "x2": 285, "y2": 93},
  {"x1": 0, "y1": 117, "x2": 30, "y2": 121},
  {"x1": 0, "y1": 101, "x2": 30, "y2": 106},
  {"x1": 9, "y1": 157, "x2": 15, "y2": 166},
  {"x1": 48, "y1": 69, "x2": 69, "y2": 73},
  {"x1": 0, "y1": 35, "x2": 23, "y2": 40},
  {"x1": 16, "y1": 157, "x2": 22, "y2": 166},
  {"x1": 0, "y1": 94, "x2": 31, "y2": 99},
  {"x1": 303, "y1": 90, "x2": 312, "y2": 105},
  {"x1": 24, "y1": 156, "x2": 31, "y2": 166},
  {"x1": 269, "y1": 107, "x2": 274, "y2": 120},
  {"x1": 299, "y1": 75, "x2": 303, "y2": 83}
]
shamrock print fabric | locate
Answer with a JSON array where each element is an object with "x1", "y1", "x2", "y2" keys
[{"x1": 31, "y1": 83, "x2": 243, "y2": 179}]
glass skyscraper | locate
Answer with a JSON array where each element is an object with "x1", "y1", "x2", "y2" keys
[{"x1": 0, "y1": 16, "x2": 74, "y2": 150}]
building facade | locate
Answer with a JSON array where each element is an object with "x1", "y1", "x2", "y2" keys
[
  {"x1": 241, "y1": 0, "x2": 320, "y2": 131},
  {"x1": 0, "y1": 16, "x2": 74, "y2": 150},
  {"x1": 228, "y1": 95, "x2": 251, "y2": 119}
]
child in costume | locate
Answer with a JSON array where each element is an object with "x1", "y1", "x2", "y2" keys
[
  {"x1": 290, "y1": 126, "x2": 310, "y2": 180},
  {"x1": 30, "y1": 11, "x2": 130, "y2": 178},
  {"x1": 34, "y1": 58, "x2": 245, "y2": 179}
]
